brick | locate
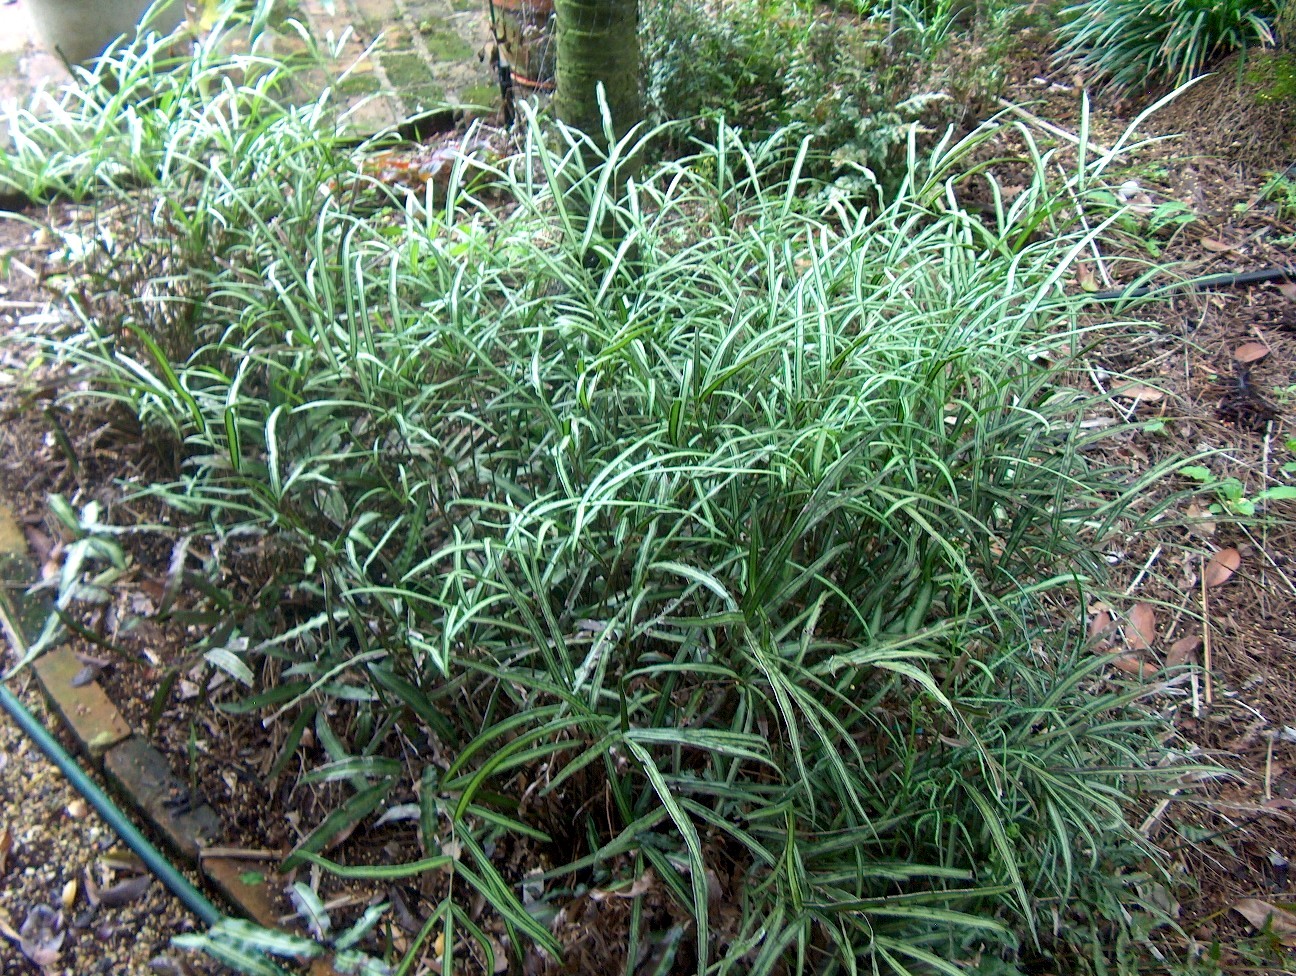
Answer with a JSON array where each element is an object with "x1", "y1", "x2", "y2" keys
[
  {"x1": 201, "y1": 856, "x2": 285, "y2": 929},
  {"x1": 32, "y1": 646, "x2": 132, "y2": 757},
  {"x1": 103, "y1": 737, "x2": 222, "y2": 860}
]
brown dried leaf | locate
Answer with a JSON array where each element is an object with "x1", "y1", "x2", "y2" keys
[
  {"x1": 1200, "y1": 237, "x2": 1236, "y2": 253},
  {"x1": 1233, "y1": 898, "x2": 1296, "y2": 945},
  {"x1": 1233, "y1": 341, "x2": 1270, "y2": 364},
  {"x1": 1088, "y1": 609, "x2": 1114, "y2": 640},
  {"x1": 1128, "y1": 603, "x2": 1157, "y2": 650},
  {"x1": 1165, "y1": 635, "x2": 1201, "y2": 668},
  {"x1": 83, "y1": 868, "x2": 100, "y2": 908},
  {"x1": 1204, "y1": 547, "x2": 1241, "y2": 588},
  {"x1": 1115, "y1": 383, "x2": 1164, "y2": 402},
  {"x1": 1278, "y1": 282, "x2": 1296, "y2": 302},
  {"x1": 1110, "y1": 655, "x2": 1152, "y2": 678},
  {"x1": 1185, "y1": 499, "x2": 1216, "y2": 537},
  {"x1": 95, "y1": 874, "x2": 153, "y2": 908}
]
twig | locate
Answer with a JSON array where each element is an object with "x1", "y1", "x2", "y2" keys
[
  {"x1": 1200, "y1": 557, "x2": 1213, "y2": 707},
  {"x1": 997, "y1": 98, "x2": 1116, "y2": 157},
  {"x1": 1139, "y1": 795, "x2": 1177, "y2": 837},
  {"x1": 1058, "y1": 162, "x2": 1115, "y2": 289},
  {"x1": 1265, "y1": 732, "x2": 1276, "y2": 802},
  {"x1": 199, "y1": 847, "x2": 286, "y2": 861},
  {"x1": 4, "y1": 257, "x2": 38, "y2": 281},
  {"x1": 1125, "y1": 544, "x2": 1163, "y2": 595}
]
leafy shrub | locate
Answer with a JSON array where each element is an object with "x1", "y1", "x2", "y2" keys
[
  {"x1": 7, "y1": 15, "x2": 1190, "y2": 975},
  {"x1": 641, "y1": 0, "x2": 1014, "y2": 191},
  {"x1": 1054, "y1": 0, "x2": 1281, "y2": 91}
]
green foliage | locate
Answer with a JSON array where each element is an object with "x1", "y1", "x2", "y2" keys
[
  {"x1": 5, "y1": 21, "x2": 1195, "y2": 976},
  {"x1": 1054, "y1": 0, "x2": 1281, "y2": 91},
  {"x1": 1259, "y1": 168, "x2": 1296, "y2": 215},
  {"x1": 641, "y1": 0, "x2": 1016, "y2": 190},
  {"x1": 1248, "y1": 50, "x2": 1296, "y2": 101}
]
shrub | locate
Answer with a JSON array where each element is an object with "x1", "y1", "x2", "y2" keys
[
  {"x1": 640, "y1": 0, "x2": 1014, "y2": 192},
  {"x1": 1054, "y1": 0, "x2": 1281, "y2": 92},
  {"x1": 7, "y1": 13, "x2": 1189, "y2": 975}
]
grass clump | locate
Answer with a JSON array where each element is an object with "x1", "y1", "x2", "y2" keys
[
  {"x1": 1054, "y1": 0, "x2": 1282, "y2": 92},
  {"x1": 5, "y1": 17, "x2": 1192, "y2": 976}
]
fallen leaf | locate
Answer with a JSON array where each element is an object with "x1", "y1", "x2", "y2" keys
[
  {"x1": 1233, "y1": 341, "x2": 1269, "y2": 364},
  {"x1": 95, "y1": 874, "x2": 153, "y2": 908},
  {"x1": 1115, "y1": 383, "x2": 1164, "y2": 402},
  {"x1": 19, "y1": 905, "x2": 64, "y2": 968},
  {"x1": 1278, "y1": 282, "x2": 1296, "y2": 302},
  {"x1": 1200, "y1": 237, "x2": 1237, "y2": 253},
  {"x1": 1233, "y1": 898, "x2": 1296, "y2": 945},
  {"x1": 1127, "y1": 603, "x2": 1157, "y2": 650},
  {"x1": 591, "y1": 869, "x2": 657, "y2": 901},
  {"x1": 99, "y1": 849, "x2": 145, "y2": 874},
  {"x1": 1078, "y1": 264, "x2": 1099, "y2": 292},
  {"x1": 1204, "y1": 547, "x2": 1241, "y2": 588},
  {"x1": 1088, "y1": 608, "x2": 1114, "y2": 640},
  {"x1": 1165, "y1": 635, "x2": 1201, "y2": 668},
  {"x1": 1110, "y1": 655, "x2": 1152, "y2": 678},
  {"x1": 1185, "y1": 499, "x2": 1217, "y2": 537},
  {"x1": 83, "y1": 870, "x2": 99, "y2": 908}
]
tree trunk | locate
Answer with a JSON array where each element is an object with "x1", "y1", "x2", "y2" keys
[{"x1": 552, "y1": 0, "x2": 642, "y2": 142}]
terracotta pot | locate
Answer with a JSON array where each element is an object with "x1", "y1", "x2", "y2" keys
[{"x1": 28, "y1": 0, "x2": 185, "y2": 66}]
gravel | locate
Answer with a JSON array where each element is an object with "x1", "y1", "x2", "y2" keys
[{"x1": 0, "y1": 676, "x2": 221, "y2": 975}]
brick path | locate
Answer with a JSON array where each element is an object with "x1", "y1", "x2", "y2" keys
[{"x1": 0, "y1": 0, "x2": 497, "y2": 142}]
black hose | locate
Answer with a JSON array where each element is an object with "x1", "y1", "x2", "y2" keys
[{"x1": 1089, "y1": 265, "x2": 1296, "y2": 302}]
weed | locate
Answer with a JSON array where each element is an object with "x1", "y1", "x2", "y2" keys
[{"x1": 1258, "y1": 168, "x2": 1296, "y2": 218}]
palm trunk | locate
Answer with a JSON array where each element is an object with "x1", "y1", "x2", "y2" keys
[{"x1": 553, "y1": 0, "x2": 642, "y2": 141}]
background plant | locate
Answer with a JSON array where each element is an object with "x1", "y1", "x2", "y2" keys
[
  {"x1": 641, "y1": 0, "x2": 1021, "y2": 191},
  {"x1": 1054, "y1": 0, "x2": 1281, "y2": 92},
  {"x1": 5, "y1": 13, "x2": 1193, "y2": 975}
]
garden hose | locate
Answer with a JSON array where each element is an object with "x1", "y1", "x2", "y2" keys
[
  {"x1": 1088, "y1": 264, "x2": 1296, "y2": 302},
  {"x1": 0, "y1": 681, "x2": 224, "y2": 928}
]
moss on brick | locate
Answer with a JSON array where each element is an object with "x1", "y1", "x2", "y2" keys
[
  {"x1": 458, "y1": 83, "x2": 498, "y2": 107},
  {"x1": 423, "y1": 27, "x2": 474, "y2": 62},
  {"x1": 380, "y1": 51, "x2": 436, "y2": 89},
  {"x1": 336, "y1": 71, "x2": 384, "y2": 97}
]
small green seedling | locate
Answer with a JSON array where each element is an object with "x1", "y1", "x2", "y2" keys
[{"x1": 1180, "y1": 465, "x2": 1296, "y2": 517}]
